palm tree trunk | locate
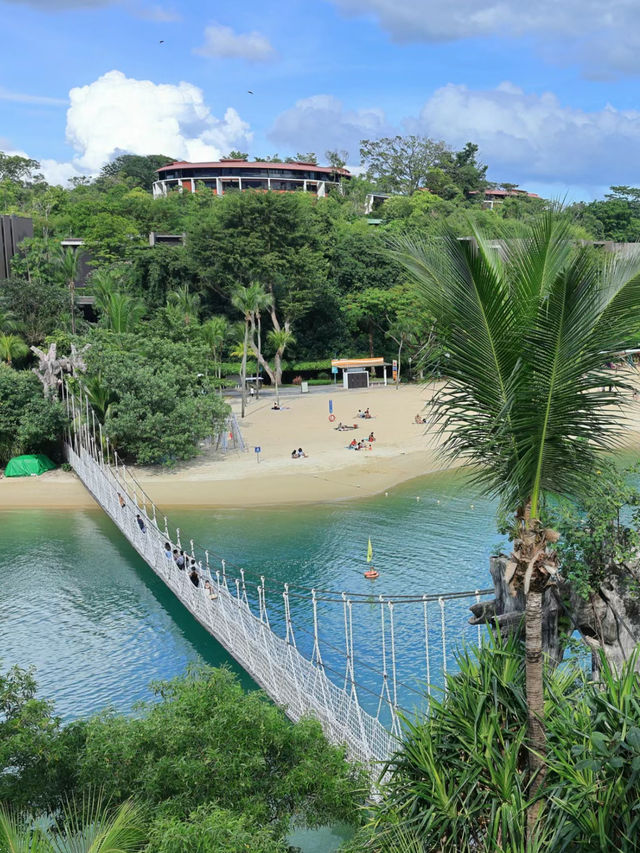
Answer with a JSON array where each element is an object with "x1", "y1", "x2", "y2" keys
[
  {"x1": 525, "y1": 587, "x2": 546, "y2": 836},
  {"x1": 256, "y1": 314, "x2": 262, "y2": 399},
  {"x1": 240, "y1": 320, "x2": 248, "y2": 419},
  {"x1": 70, "y1": 279, "x2": 76, "y2": 335}
]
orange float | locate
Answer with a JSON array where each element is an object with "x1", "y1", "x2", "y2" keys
[{"x1": 364, "y1": 568, "x2": 379, "y2": 579}]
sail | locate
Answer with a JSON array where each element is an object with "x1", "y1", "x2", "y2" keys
[{"x1": 366, "y1": 537, "x2": 373, "y2": 563}]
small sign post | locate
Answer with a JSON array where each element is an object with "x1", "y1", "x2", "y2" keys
[
  {"x1": 329, "y1": 399, "x2": 333, "y2": 415},
  {"x1": 254, "y1": 446, "x2": 261, "y2": 463},
  {"x1": 392, "y1": 359, "x2": 398, "y2": 384}
]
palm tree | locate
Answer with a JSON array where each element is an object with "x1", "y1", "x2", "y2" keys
[
  {"x1": 57, "y1": 247, "x2": 80, "y2": 335},
  {"x1": 0, "y1": 333, "x2": 28, "y2": 365},
  {"x1": 230, "y1": 285, "x2": 254, "y2": 418},
  {"x1": 101, "y1": 292, "x2": 145, "y2": 334},
  {"x1": 391, "y1": 214, "x2": 640, "y2": 834},
  {"x1": 247, "y1": 282, "x2": 272, "y2": 398},
  {"x1": 201, "y1": 316, "x2": 229, "y2": 380},
  {"x1": 0, "y1": 305, "x2": 20, "y2": 334},
  {"x1": 267, "y1": 327, "x2": 295, "y2": 406},
  {"x1": 89, "y1": 269, "x2": 119, "y2": 315},
  {"x1": 84, "y1": 373, "x2": 117, "y2": 423},
  {"x1": 166, "y1": 286, "x2": 200, "y2": 328},
  {"x1": 0, "y1": 792, "x2": 145, "y2": 852}
]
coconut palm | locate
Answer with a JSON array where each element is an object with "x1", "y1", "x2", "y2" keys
[
  {"x1": 57, "y1": 248, "x2": 80, "y2": 336},
  {"x1": 391, "y1": 214, "x2": 640, "y2": 833},
  {"x1": 231, "y1": 285, "x2": 255, "y2": 418},
  {"x1": 267, "y1": 327, "x2": 295, "y2": 406},
  {"x1": 101, "y1": 292, "x2": 145, "y2": 334},
  {"x1": 0, "y1": 333, "x2": 28, "y2": 365},
  {"x1": 201, "y1": 315, "x2": 229, "y2": 380},
  {"x1": 83, "y1": 373, "x2": 117, "y2": 423},
  {"x1": 247, "y1": 282, "x2": 272, "y2": 398},
  {"x1": 0, "y1": 792, "x2": 145, "y2": 853},
  {"x1": 166, "y1": 286, "x2": 200, "y2": 328}
]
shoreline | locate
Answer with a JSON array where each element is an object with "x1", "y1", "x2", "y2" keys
[{"x1": 2, "y1": 384, "x2": 640, "y2": 511}]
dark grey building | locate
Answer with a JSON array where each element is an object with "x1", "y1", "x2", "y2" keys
[{"x1": 0, "y1": 215, "x2": 33, "y2": 279}]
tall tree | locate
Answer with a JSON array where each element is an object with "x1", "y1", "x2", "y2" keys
[
  {"x1": 359, "y1": 135, "x2": 448, "y2": 194},
  {"x1": 231, "y1": 285, "x2": 255, "y2": 419},
  {"x1": 201, "y1": 316, "x2": 229, "y2": 380},
  {"x1": 57, "y1": 247, "x2": 80, "y2": 335},
  {"x1": 391, "y1": 213, "x2": 640, "y2": 835},
  {"x1": 166, "y1": 285, "x2": 200, "y2": 328},
  {"x1": 100, "y1": 292, "x2": 145, "y2": 333},
  {"x1": 267, "y1": 327, "x2": 295, "y2": 406},
  {"x1": 99, "y1": 154, "x2": 174, "y2": 191}
]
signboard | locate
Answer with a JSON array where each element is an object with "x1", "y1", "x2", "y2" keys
[
  {"x1": 331, "y1": 366, "x2": 338, "y2": 374},
  {"x1": 392, "y1": 359, "x2": 398, "y2": 382}
]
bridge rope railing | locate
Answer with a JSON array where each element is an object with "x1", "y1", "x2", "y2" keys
[{"x1": 61, "y1": 381, "x2": 492, "y2": 773}]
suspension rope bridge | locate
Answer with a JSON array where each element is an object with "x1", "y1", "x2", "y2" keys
[{"x1": 61, "y1": 383, "x2": 491, "y2": 773}]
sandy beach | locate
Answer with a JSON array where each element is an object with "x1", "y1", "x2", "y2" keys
[{"x1": 3, "y1": 383, "x2": 640, "y2": 510}]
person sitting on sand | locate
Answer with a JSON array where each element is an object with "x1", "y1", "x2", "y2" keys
[
  {"x1": 291, "y1": 449, "x2": 299, "y2": 458},
  {"x1": 272, "y1": 403, "x2": 281, "y2": 410},
  {"x1": 298, "y1": 447, "x2": 308, "y2": 458},
  {"x1": 349, "y1": 439, "x2": 357, "y2": 448},
  {"x1": 357, "y1": 409, "x2": 363, "y2": 418},
  {"x1": 414, "y1": 413, "x2": 423, "y2": 424},
  {"x1": 368, "y1": 432, "x2": 375, "y2": 442},
  {"x1": 364, "y1": 408, "x2": 371, "y2": 419}
]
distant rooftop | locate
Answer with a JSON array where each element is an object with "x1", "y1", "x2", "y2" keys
[{"x1": 156, "y1": 159, "x2": 351, "y2": 177}]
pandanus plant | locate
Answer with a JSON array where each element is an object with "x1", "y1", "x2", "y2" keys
[{"x1": 390, "y1": 213, "x2": 640, "y2": 833}]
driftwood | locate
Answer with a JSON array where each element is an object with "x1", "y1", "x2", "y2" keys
[{"x1": 471, "y1": 554, "x2": 640, "y2": 672}]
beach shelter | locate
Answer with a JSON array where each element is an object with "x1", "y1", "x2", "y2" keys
[{"x1": 4, "y1": 454, "x2": 57, "y2": 477}]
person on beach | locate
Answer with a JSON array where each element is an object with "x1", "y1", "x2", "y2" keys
[
  {"x1": 298, "y1": 447, "x2": 308, "y2": 458},
  {"x1": 118, "y1": 492, "x2": 126, "y2": 508},
  {"x1": 414, "y1": 413, "x2": 426, "y2": 424},
  {"x1": 368, "y1": 432, "x2": 375, "y2": 442},
  {"x1": 349, "y1": 439, "x2": 357, "y2": 448},
  {"x1": 189, "y1": 568, "x2": 200, "y2": 587},
  {"x1": 291, "y1": 449, "x2": 299, "y2": 458},
  {"x1": 136, "y1": 514, "x2": 146, "y2": 533},
  {"x1": 364, "y1": 408, "x2": 371, "y2": 419}
]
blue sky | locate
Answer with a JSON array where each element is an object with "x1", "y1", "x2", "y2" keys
[{"x1": 2, "y1": 0, "x2": 640, "y2": 199}]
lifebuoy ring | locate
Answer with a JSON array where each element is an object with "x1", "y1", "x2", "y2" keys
[
  {"x1": 364, "y1": 569, "x2": 379, "y2": 579},
  {"x1": 328, "y1": 414, "x2": 336, "y2": 422}
]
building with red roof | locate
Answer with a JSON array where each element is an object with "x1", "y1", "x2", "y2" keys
[{"x1": 153, "y1": 159, "x2": 351, "y2": 199}]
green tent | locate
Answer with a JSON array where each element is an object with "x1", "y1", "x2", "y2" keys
[{"x1": 4, "y1": 454, "x2": 57, "y2": 477}]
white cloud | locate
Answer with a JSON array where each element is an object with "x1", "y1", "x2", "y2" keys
[
  {"x1": 410, "y1": 82, "x2": 640, "y2": 186},
  {"x1": 195, "y1": 23, "x2": 276, "y2": 62},
  {"x1": 64, "y1": 70, "x2": 251, "y2": 172},
  {"x1": 135, "y1": 4, "x2": 181, "y2": 21},
  {"x1": 330, "y1": 0, "x2": 640, "y2": 76},
  {"x1": 0, "y1": 86, "x2": 66, "y2": 106},
  {"x1": 268, "y1": 94, "x2": 389, "y2": 158}
]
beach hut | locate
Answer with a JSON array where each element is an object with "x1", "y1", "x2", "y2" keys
[
  {"x1": 330, "y1": 357, "x2": 389, "y2": 389},
  {"x1": 4, "y1": 454, "x2": 57, "y2": 477}
]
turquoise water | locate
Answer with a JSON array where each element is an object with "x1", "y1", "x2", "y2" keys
[{"x1": 0, "y1": 467, "x2": 497, "y2": 721}]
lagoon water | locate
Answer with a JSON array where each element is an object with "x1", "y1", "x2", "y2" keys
[{"x1": 0, "y1": 467, "x2": 498, "y2": 721}]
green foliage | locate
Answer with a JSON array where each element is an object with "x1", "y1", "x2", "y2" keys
[
  {"x1": 0, "y1": 794, "x2": 146, "y2": 853},
  {"x1": 146, "y1": 805, "x2": 286, "y2": 852},
  {"x1": 84, "y1": 331, "x2": 229, "y2": 465},
  {"x1": 0, "y1": 664, "x2": 364, "y2": 850},
  {"x1": 390, "y1": 214, "x2": 640, "y2": 518},
  {"x1": 0, "y1": 364, "x2": 67, "y2": 465},
  {"x1": 550, "y1": 462, "x2": 640, "y2": 598},
  {"x1": 100, "y1": 154, "x2": 174, "y2": 192},
  {"x1": 356, "y1": 636, "x2": 640, "y2": 852},
  {"x1": 0, "y1": 663, "x2": 80, "y2": 810},
  {"x1": 0, "y1": 275, "x2": 67, "y2": 345}
]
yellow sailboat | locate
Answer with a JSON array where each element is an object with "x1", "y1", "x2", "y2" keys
[{"x1": 364, "y1": 537, "x2": 379, "y2": 579}]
